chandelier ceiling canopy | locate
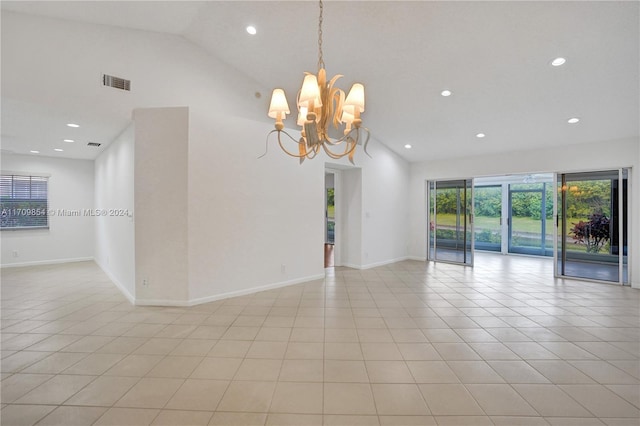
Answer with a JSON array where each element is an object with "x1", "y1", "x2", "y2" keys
[{"x1": 261, "y1": 0, "x2": 370, "y2": 164}]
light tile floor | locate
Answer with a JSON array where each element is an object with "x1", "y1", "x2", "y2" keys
[{"x1": 1, "y1": 254, "x2": 639, "y2": 426}]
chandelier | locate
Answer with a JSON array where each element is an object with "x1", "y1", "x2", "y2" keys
[{"x1": 261, "y1": 0, "x2": 370, "y2": 164}]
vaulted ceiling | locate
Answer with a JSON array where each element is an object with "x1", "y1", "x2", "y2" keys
[{"x1": 2, "y1": 1, "x2": 638, "y2": 162}]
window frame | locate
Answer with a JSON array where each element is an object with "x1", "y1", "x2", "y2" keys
[{"x1": 1, "y1": 172, "x2": 50, "y2": 231}]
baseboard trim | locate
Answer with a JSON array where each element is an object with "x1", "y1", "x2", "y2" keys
[
  {"x1": 136, "y1": 298, "x2": 190, "y2": 307},
  {"x1": 1, "y1": 257, "x2": 94, "y2": 268},
  {"x1": 407, "y1": 256, "x2": 427, "y2": 262},
  {"x1": 95, "y1": 259, "x2": 136, "y2": 305},
  {"x1": 187, "y1": 273, "x2": 326, "y2": 306},
  {"x1": 343, "y1": 257, "x2": 411, "y2": 270},
  {"x1": 135, "y1": 273, "x2": 327, "y2": 307},
  {"x1": 341, "y1": 263, "x2": 361, "y2": 269}
]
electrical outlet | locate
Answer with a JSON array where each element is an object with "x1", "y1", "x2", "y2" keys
[
  {"x1": 12, "y1": 250, "x2": 18, "y2": 258},
  {"x1": 143, "y1": 278, "x2": 149, "y2": 286},
  {"x1": 281, "y1": 264, "x2": 286, "y2": 274}
]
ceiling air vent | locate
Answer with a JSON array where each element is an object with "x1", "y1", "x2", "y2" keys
[
  {"x1": 87, "y1": 142, "x2": 102, "y2": 147},
  {"x1": 103, "y1": 74, "x2": 131, "y2": 91}
]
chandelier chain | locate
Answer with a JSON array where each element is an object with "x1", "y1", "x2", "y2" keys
[
  {"x1": 263, "y1": 0, "x2": 370, "y2": 165},
  {"x1": 317, "y1": 0, "x2": 325, "y2": 70}
]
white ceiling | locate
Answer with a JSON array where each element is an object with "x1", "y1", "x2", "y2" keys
[{"x1": 2, "y1": 1, "x2": 638, "y2": 162}]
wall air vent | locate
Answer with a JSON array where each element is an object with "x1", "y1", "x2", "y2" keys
[
  {"x1": 103, "y1": 74, "x2": 131, "y2": 91},
  {"x1": 87, "y1": 142, "x2": 102, "y2": 147}
]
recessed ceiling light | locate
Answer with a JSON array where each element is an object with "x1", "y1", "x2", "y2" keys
[
  {"x1": 476, "y1": 133, "x2": 486, "y2": 138},
  {"x1": 54, "y1": 148, "x2": 64, "y2": 152},
  {"x1": 551, "y1": 57, "x2": 566, "y2": 66},
  {"x1": 246, "y1": 26, "x2": 257, "y2": 35},
  {"x1": 404, "y1": 144, "x2": 412, "y2": 149},
  {"x1": 30, "y1": 150, "x2": 40, "y2": 154},
  {"x1": 567, "y1": 117, "x2": 580, "y2": 124},
  {"x1": 63, "y1": 139, "x2": 75, "y2": 143},
  {"x1": 441, "y1": 90, "x2": 452, "y2": 97},
  {"x1": 67, "y1": 123, "x2": 80, "y2": 128}
]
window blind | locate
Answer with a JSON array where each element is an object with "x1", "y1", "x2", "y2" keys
[{"x1": 0, "y1": 174, "x2": 49, "y2": 229}]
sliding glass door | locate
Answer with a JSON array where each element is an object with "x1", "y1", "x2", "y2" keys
[
  {"x1": 474, "y1": 185, "x2": 502, "y2": 252},
  {"x1": 428, "y1": 179, "x2": 474, "y2": 266},
  {"x1": 508, "y1": 182, "x2": 553, "y2": 256},
  {"x1": 556, "y1": 169, "x2": 629, "y2": 284}
]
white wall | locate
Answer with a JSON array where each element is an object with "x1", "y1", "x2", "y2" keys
[
  {"x1": 187, "y1": 112, "x2": 326, "y2": 302},
  {"x1": 1, "y1": 154, "x2": 94, "y2": 266},
  {"x1": 409, "y1": 137, "x2": 640, "y2": 287},
  {"x1": 94, "y1": 124, "x2": 135, "y2": 301},
  {"x1": 134, "y1": 107, "x2": 189, "y2": 304},
  {"x1": 361, "y1": 141, "x2": 412, "y2": 267},
  {"x1": 187, "y1": 118, "x2": 411, "y2": 301},
  {"x1": 339, "y1": 168, "x2": 363, "y2": 268},
  {"x1": 2, "y1": 12, "x2": 413, "y2": 304}
]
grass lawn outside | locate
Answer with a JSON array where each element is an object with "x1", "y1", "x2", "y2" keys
[
  {"x1": 434, "y1": 213, "x2": 589, "y2": 235},
  {"x1": 435, "y1": 213, "x2": 553, "y2": 233},
  {"x1": 434, "y1": 213, "x2": 596, "y2": 252}
]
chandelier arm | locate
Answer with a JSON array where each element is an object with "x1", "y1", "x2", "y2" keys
[
  {"x1": 323, "y1": 137, "x2": 348, "y2": 147},
  {"x1": 299, "y1": 137, "x2": 307, "y2": 162},
  {"x1": 258, "y1": 129, "x2": 280, "y2": 159},
  {"x1": 309, "y1": 145, "x2": 320, "y2": 158},
  {"x1": 360, "y1": 127, "x2": 373, "y2": 158},
  {"x1": 323, "y1": 150, "x2": 344, "y2": 161},
  {"x1": 276, "y1": 128, "x2": 307, "y2": 146},
  {"x1": 321, "y1": 143, "x2": 341, "y2": 159},
  {"x1": 323, "y1": 127, "x2": 372, "y2": 164},
  {"x1": 301, "y1": 144, "x2": 319, "y2": 164},
  {"x1": 271, "y1": 130, "x2": 311, "y2": 159},
  {"x1": 321, "y1": 131, "x2": 357, "y2": 147},
  {"x1": 258, "y1": 130, "x2": 307, "y2": 159},
  {"x1": 341, "y1": 127, "x2": 373, "y2": 159},
  {"x1": 322, "y1": 142, "x2": 354, "y2": 160},
  {"x1": 323, "y1": 135, "x2": 357, "y2": 158}
]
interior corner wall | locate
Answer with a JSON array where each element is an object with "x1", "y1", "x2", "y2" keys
[
  {"x1": 361, "y1": 142, "x2": 411, "y2": 268},
  {"x1": 1, "y1": 154, "x2": 94, "y2": 267},
  {"x1": 636, "y1": 141, "x2": 640, "y2": 287},
  {"x1": 326, "y1": 139, "x2": 411, "y2": 269},
  {"x1": 339, "y1": 168, "x2": 363, "y2": 268},
  {"x1": 134, "y1": 107, "x2": 189, "y2": 304},
  {"x1": 94, "y1": 124, "x2": 135, "y2": 301},
  {"x1": 409, "y1": 137, "x2": 640, "y2": 288}
]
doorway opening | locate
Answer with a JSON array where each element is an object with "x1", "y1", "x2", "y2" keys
[
  {"x1": 325, "y1": 172, "x2": 335, "y2": 268},
  {"x1": 472, "y1": 173, "x2": 554, "y2": 257}
]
